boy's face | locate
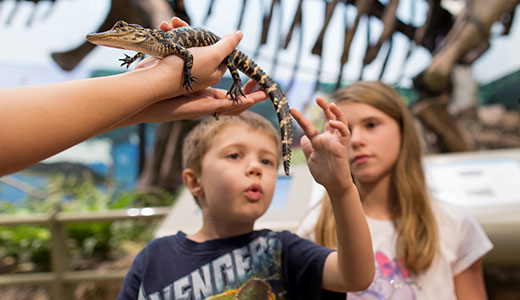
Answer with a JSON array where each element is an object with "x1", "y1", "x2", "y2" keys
[{"x1": 193, "y1": 125, "x2": 278, "y2": 230}]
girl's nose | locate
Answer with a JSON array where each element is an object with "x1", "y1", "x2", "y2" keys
[{"x1": 349, "y1": 128, "x2": 365, "y2": 148}]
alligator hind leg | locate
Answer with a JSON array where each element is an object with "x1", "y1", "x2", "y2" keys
[
  {"x1": 226, "y1": 56, "x2": 245, "y2": 102},
  {"x1": 119, "y1": 52, "x2": 145, "y2": 68}
]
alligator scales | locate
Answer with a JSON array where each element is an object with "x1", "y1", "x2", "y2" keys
[{"x1": 86, "y1": 21, "x2": 292, "y2": 175}]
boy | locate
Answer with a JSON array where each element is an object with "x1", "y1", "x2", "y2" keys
[{"x1": 118, "y1": 106, "x2": 374, "y2": 299}]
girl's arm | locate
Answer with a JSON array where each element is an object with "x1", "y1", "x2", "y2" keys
[
  {"x1": 291, "y1": 98, "x2": 374, "y2": 292},
  {"x1": 454, "y1": 259, "x2": 488, "y2": 299}
]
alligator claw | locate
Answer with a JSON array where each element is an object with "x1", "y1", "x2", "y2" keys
[
  {"x1": 119, "y1": 54, "x2": 133, "y2": 68},
  {"x1": 183, "y1": 74, "x2": 197, "y2": 92},
  {"x1": 227, "y1": 82, "x2": 246, "y2": 102}
]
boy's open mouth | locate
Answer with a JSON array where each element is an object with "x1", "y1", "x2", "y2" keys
[{"x1": 244, "y1": 184, "x2": 263, "y2": 200}]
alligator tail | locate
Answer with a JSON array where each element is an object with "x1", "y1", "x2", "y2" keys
[{"x1": 231, "y1": 50, "x2": 293, "y2": 175}]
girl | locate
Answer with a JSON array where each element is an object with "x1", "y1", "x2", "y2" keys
[{"x1": 297, "y1": 81, "x2": 493, "y2": 299}]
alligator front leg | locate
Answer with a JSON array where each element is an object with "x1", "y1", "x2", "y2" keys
[
  {"x1": 171, "y1": 44, "x2": 197, "y2": 92},
  {"x1": 119, "y1": 52, "x2": 145, "y2": 68}
]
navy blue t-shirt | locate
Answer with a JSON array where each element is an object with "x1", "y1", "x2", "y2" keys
[{"x1": 117, "y1": 229, "x2": 345, "y2": 300}]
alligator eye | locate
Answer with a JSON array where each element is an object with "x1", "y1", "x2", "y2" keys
[{"x1": 114, "y1": 20, "x2": 127, "y2": 28}]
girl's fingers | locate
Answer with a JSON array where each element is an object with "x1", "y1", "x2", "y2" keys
[{"x1": 290, "y1": 108, "x2": 320, "y2": 140}]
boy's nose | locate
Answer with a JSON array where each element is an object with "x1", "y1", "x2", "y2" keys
[{"x1": 246, "y1": 161, "x2": 262, "y2": 176}]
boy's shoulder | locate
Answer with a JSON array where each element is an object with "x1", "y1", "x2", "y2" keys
[
  {"x1": 143, "y1": 229, "x2": 288, "y2": 251},
  {"x1": 137, "y1": 231, "x2": 185, "y2": 257},
  {"x1": 137, "y1": 229, "x2": 318, "y2": 263}
]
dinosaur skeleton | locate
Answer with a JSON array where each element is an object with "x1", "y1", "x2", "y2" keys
[{"x1": 6, "y1": 0, "x2": 518, "y2": 192}]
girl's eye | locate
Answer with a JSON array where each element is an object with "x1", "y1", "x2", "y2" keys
[{"x1": 366, "y1": 122, "x2": 378, "y2": 129}]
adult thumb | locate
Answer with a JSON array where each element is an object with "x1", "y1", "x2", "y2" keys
[{"x1": 214, "y1": 31, "x2": 243, "y2": 59}]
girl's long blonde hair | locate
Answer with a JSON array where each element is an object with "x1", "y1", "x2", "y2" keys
[{"x1": 313, "y1": 81, "x2": 438, "y2": 274}]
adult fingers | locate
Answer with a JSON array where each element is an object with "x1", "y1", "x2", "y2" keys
[
  {"x1": 219, "y1": 102, "x2": 255, "y2": 116},
  {"x1": 211, "y1": 64, "x2": 229, "y2": 84},
  {"x1": 159, "y1": 17, "x2": 189, "y2": 31},
  {"x1": 243, "y1": 90, "x2": 268, "y2": 103},
  {"x1": 202, "y1": 89, "x2": 252, "y2": 116},
  {"x1": 134, "y1": 57, "x2": 158, "y2": 70},
  {"x1": 159, "y1": 22, "x2": 172, "y2": 31},
  {"x1": 216, "y1": 90, "x2": 268, "y2": 115},
  {"x1": 241, "y1": 81, "x2": 267, "y2": 102},
  {"x1": 171, "y1": 17, "x2": 189, "y2": 28},
  {"x1": 242, "y1": 80, "x2": 259, "y2": 94},
  {"x1": 290, "y1": 108, "x2": 320, "y2": 140},
  {"x1": 212, "y1": 31, "x2": 243, "y2": 62}
]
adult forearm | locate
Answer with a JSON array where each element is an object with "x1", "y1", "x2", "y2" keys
[
  {"x1": 0, "y1": 30, "x2": 244, "y2": 176},
  {"x1": 330, "y1": 186, "x2": 375, "y2": 291},
  {"x1": 0, "y1": 67, "x2": 173, "y2": 176}
]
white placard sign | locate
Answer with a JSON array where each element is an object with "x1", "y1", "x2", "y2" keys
[{"x1": 424, "y1": 149, "x2": 520, "y2": 207}]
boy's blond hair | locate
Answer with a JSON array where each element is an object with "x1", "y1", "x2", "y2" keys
[{"x1": 182, "y1": 110, "x2": 281, "y2": 177}]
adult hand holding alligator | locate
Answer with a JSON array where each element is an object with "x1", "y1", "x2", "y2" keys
[
  {"x1": 124, "y1": 17, "x2": 265, "y2": 122},
  {"x1": 0, "y1": 19, "x2": 267, "y2": 176}
]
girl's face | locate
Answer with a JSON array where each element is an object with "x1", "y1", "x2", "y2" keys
[{"x1": 337, "y1": 102, "x2": 401, "y2": 184}]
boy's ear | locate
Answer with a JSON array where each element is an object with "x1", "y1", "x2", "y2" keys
[{"x1": 182, "y1": 168, "x2": 203, "y2": 198}]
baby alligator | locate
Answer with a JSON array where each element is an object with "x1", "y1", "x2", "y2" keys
[{"x1": 86, "y1": 20, "x2": 293, "y2": 175}]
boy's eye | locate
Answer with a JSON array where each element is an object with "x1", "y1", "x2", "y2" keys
[
  {"x1": 261, "y1": 159, "x2": 274, "y2": 166},
  {"x1": 227, "y1": 153, "x2": 240, "y2": 159}
]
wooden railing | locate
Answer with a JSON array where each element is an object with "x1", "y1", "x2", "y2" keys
[{"x1": 0, "y1": 207, "x2": 171, "y2": 300}]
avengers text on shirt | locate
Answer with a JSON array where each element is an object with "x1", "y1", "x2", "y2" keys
[{"x1": 139, "y1": 234, "x2": 284, "y2": 300}]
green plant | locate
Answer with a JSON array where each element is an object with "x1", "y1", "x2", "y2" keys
[
  {"x1": 0, "y1": 225, "x2": 51, "y2": 272},
  {"x1": 0, "y1": 172, "x2": 175, "y2": 273}
]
